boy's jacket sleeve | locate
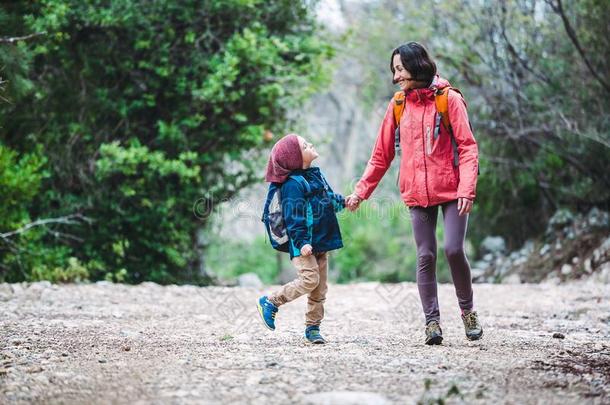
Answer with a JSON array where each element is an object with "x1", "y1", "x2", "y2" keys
[
  {"x1": 328, "y1": 189, "x2": 345, "y2": 213},
  {"x1": 281, "y1": 180, "x2": 310, "y2": 250}
]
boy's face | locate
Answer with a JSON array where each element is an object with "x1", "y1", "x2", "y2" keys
[{"x1": 297, "y1": 136, "x2": 318, "y2": 168}]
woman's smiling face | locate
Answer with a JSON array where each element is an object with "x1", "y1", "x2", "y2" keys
[{"x1": 392, "y1": 54, "x2": 417, "y2": 91}]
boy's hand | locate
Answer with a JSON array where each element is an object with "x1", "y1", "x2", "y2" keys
[
  {"x1": 300, "y1": 244, "x2": 313, "y2": 256},
  {"x1": 345, "y1": 194, "x2": 362, "y2": 211}
]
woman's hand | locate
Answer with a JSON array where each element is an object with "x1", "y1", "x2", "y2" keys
[
  {"x1": 457, "y1": 197, "x2": 473, "y2": 216},
  {"x1": 345, "y1": 194, "x2": 362, "y2": 211},
  {"x1": 300, "y1": 244, "x2": 313, "y2": 256}
]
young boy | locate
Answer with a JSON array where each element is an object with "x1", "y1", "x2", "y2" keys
[{"x1": 258, "y1": 133, "x2": 344, "y2": 344}]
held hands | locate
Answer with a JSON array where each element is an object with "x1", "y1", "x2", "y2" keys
[
  {"x1": 347, "y1": 193, "x2": 471, "y2": 215},
  {"x1": 457, "y1": 197, "x2": 473, "y2": 216},
  {"x1": 345, "y1": 194, "x2": 363, "y2": 212},
  {"x1": 300, "y1": 244, "x2": 313, "y2": 256}
]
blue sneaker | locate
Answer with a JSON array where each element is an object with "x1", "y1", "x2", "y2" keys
[
  {"x1": 257, "y1": 296, "x2": 278, "y2": 331},
  {"x1": 305, "y1": 326, "x2": 326, "y2": 344}
]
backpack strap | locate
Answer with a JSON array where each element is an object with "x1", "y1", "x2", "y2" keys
[
  {"x1": 287, "y1": 174, "x2": 311, "y2": 196},
  {"x1": 393, "y1": 91, "x2": 406, "y2": 155},
  {"x1": 393, "y1": 91, "x2": 406, "y2": 127},
  {"x1": 434, "y1": 87, "x2": 461, "y2": 167}
]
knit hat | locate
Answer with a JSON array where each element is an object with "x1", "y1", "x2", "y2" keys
[{"x1": 265, "y1": 134, "x2": 303, "y2": 183}]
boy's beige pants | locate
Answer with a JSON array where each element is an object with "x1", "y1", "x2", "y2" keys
[{"x1": 269, "y1": 252, "x2": 328, "y2": 327}]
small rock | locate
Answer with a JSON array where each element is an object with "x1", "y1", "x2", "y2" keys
[
  {"x1": 0, "y1": 368, "x2": 9, "y2": 376},
  {"x1": 539, "y1": 244, "x2": 550, "y2": 256},
  {"x1": 61, "y1": 352, "x2": 69, "y2": 357},
  {"x1": 586, "y1": 207, "x2": 609, "y2": 229},
  {"x1": 521, "y1": 240, "x2": 535, "y2": 255},
  {"x1": 120, "y1": 330, "x2": 140, "y2": 338},
  {"x1": 548, "y1": 209, "x2": 574, "y2": 230},
  {"x1": 502, "y1": 273, "x2": 521, "y2": 284},
  {"x1": 513, "y1": 256, "x2": 527, "y2": 266},
  {"x1": 0, "y1": 283, "x2": 13, "y2": 301},
  {"x1": 26, "y1": 281, "x2": 52, "y2": 298},
  {"x1": 472, "y1": 260, "x2": 489, "y2": 270},
  {"x1": 553, "y1": 332, "x2": 565, "y2": 339},
  {"x1": 592, "y1": 262, "x2": 610, "y2": 283},
  {"x1": 278, "y1": 265, "x2": 298, "y2": 285},
  {"x1": 10, "y1": 284, "x2": 24, "y2": 296},
  {"x1": 480, "y1": 236, "x2": 506, "y2": 255},
  {"x1": 304, "y1": 391, "x2": 391, "y2": 405},
  {"x1": 259, "y1": 376, "x2": 274, "y2": 384},
  {"x1": 26, "y1": 366, "x2": 44, "y2": 373},
  {"x1": 98, "y1": 359, "x2": 107, "y2": 363},
  {"x1": 29, "y1": 281, "x2": 52, "y2": 289},
  {"x1": 123, "y1": 346, "x2": 131, "y2": 352},
  {"x1": 237, "y1": 273, "x2": 263, "y2": 288},
  {"x1": 561, "y1": 264, "x2": 573, "y2": 276},
  {"x1": 540, "y1": 273, "x2": 561, "y2": 285},
  {"x1": 471, "y1": 268, "x2": 486, "y2": 281}
]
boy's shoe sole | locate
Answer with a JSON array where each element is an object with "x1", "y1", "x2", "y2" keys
[
  {"x1": 304, "y1": 337, "x2": 326, "y2": 344},
  {"x1": 256, "y1": 301, "x2": 275, "y2": 331},
  {"x1": 425, "y1": 335, "x2": 443, "y2": 345}
]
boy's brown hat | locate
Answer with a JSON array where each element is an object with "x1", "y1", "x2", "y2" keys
[{"x1": 265, "y1": 134, "x2": 303, "y2": 183}]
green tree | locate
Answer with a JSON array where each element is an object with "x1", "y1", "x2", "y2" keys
[{"x1": 0, "y1": 0, "x2": 332, "y2": 283}]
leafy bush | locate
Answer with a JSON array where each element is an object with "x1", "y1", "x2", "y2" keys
[
  {"x1": 30, "y1": 257, "x2": 89, "y2": 283},
  {"x1": 1, "y1": 1, "x2": 332, "y2": 283}
]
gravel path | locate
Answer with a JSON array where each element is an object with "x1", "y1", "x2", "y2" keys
[{"x1": 1, "y1": 281, "x2": 609, "y2": 404}]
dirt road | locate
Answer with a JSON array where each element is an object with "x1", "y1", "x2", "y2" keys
[{"x1": 1, "y1": 281, "x2": 608, "y2": 404}]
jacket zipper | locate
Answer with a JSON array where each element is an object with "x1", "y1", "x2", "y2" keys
[
  {"x1": 420, "y1": 100, "x2": 430, "y2": 206},
  {"x1": 425, "y1": 125, "x2": 432, "y2": 155}
]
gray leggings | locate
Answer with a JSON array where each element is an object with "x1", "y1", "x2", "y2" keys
[{"x1": 409, "y1": 200, "x2": 474, "y2": 324}]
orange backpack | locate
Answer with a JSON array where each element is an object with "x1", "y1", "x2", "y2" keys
[{"x1": 393, "y1": 87, "x2": 461, "y2": 167}]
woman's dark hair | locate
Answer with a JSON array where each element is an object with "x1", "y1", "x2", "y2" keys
[{"x1": 390, "y1": 42, "x2": 437, "y2": 86}]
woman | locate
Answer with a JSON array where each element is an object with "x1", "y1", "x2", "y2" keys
[{"x1": 346, "y1": 42, "x2": 482, "y2": 345}]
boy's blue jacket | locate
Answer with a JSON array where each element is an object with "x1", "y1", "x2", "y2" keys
[{"x1": 279, "y1": 167, "x2": 344, "y2": 259}]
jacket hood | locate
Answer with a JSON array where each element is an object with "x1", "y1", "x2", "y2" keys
[{"x1": 405, "y1": 75, "x2": 451, "y2": 103}]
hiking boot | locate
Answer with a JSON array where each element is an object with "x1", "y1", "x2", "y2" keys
[
  {"x1": 257, "y1": 296, "x2": 278, "y2": 331},
  {"x1": 462, "y1": 310, "x2": 483, "y2": 340},
  {"x1": 305, "y1": 326, "x2": 326, "y2": 344},
  {"x1": 425, "y1": 320, "x2": 443, "y2": 345}
]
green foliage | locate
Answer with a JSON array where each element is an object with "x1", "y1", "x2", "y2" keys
[
  {"x1": 0, "y1": 145, "x2": 47, "y2": 231},
  {"x1": 334, "y1": 202, "x2": 450, "y2": 284},
  {"x1": 0, "y1": 145, "x2": 64, "y2": 282},
  {"x1": 0, "y1": 1, "x2": 331, "y2": 282},
  {"x1": 30, "y1": 256, "x2": 89, "y2": 283},
  {"x1": 89, "y1": 140, "x2": 203, "y2": 283},
  {"x1": 205, "y1": 235, "x2": 283, "y2": 285}
]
